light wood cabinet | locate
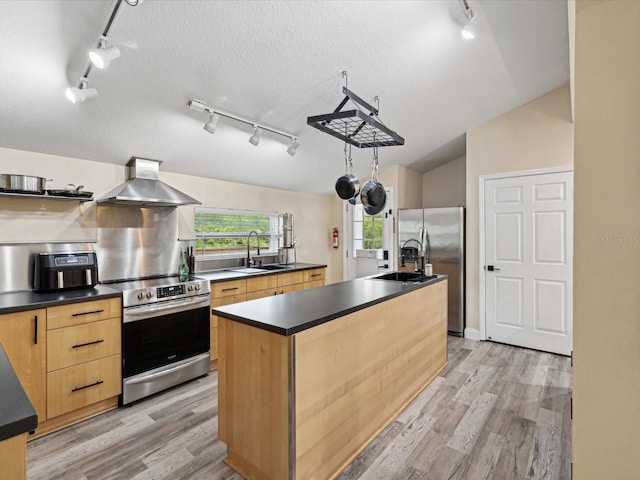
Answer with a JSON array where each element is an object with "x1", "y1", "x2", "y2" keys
[
  {"x1": 210, "y1": 281, "x2": 248, "y2": 369},
  {"x1": 0, "y1": 309, "x2": 47, "y2": 422},
  {"x1": 47, "y1": 298, "x2": 121, "y2": 329},
  {"x1": 303, "y1": 268, "x2": 326, "y2": 284},
  {"x1": 0, "y1": 433, "x2": 27, "y2": 480},
  {"x1": 277, "y1": 271, "x2": 305, "y2": 288},
  {"x1": 212, "y1": 279, "x2": 247, "y2": 298},
  {"x1": 47, "y1": 354, "x2": 121, "y2": 418},
  {"x1": 46, "y1": 318, "x2": 121, "y2": 372},
  {"x1": 209, "y1": 267, "x2": 327, "y2": 370},
  {"x1": 35, "y1": 297, "x2": 122, "y2": 438}
]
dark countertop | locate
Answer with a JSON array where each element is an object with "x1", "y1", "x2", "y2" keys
[
  {"x1": 0, "y1": 343, "x2": 37, "y2": 442},
  {"x1": 0, "y1": 284, "x2": 121, "y2": 316},
  {"x1": 196, "y1": 262, "x2": 327, "y2": 284},
  {"x1": 213, "y1": 274, "x2": 447, "y2": 336}
]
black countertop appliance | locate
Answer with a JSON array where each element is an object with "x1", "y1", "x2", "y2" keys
[{"x1": 34, "y1": 251, "x2": 98, "y2": 292}]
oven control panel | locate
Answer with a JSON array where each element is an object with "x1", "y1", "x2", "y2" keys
[
  {"x1": 121, "y1": 278, "x2": 211, "y2": 307},
  {"x1": 157, "y1": 284, "x2": 186, "y2": 299}
]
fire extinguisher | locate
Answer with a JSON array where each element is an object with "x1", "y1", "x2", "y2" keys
[{"x1": 332, "y1": 227, "x2": 339, "y2": 249}]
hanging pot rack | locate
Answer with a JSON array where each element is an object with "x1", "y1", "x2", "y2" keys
[{"x1": 307, "y1": 73, "x2": 405, "y2": 148}]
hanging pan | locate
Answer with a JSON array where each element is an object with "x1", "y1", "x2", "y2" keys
[
  {"x1": 335, "y1": 142, "x2": 360, "y2": 200},
  {"x1": 360, "y1": 143, "x2": 386, "y2": 215}
]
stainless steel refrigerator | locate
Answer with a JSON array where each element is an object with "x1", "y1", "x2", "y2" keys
[{"x1": 398, "y1": 207, "x2": 465, "y2": 335}]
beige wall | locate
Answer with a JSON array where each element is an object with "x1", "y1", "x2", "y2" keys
[
  {"x1": 573, "y1": 1, "x2": 640, "y2": 477},
  {"x1": 465, "y1": 85, "x2": 574, "y2": 332},
  {"x1": 422, "y1": 156, "x2": 466, "y2": 208},
  {"x1": 0, "y1": 147, "x2": 341, "y2": 284}
]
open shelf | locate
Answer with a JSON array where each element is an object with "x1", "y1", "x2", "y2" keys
[{"x1": 0, "y1": 191, "x2": 94, "y2": 202}]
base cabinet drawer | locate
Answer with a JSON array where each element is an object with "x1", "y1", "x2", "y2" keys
[
  {"x1": 48, "y1": 298, "x2": 121, "y2": 330},
  {"x1": 47, "y1": 355, "x2": 121, "y2": 418},
  {"x1": 47, "y1": 318, "x2": 121, "y2": 372},
  {"x1": 304, "y1": 268, "x2": 326, "y2": 283}
]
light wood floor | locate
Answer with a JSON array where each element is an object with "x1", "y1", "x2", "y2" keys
[{"x1": 27, "y1": 337, "x2": 572, "y2": 480}]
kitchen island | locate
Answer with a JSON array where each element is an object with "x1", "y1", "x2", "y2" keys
[{"x1": 213, "y1": 274, "x2": 448, "y2": 480}]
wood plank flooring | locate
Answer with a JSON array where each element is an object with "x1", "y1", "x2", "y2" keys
[{"x1": 27, "y1": 337, "x2": 572, "y2": 480}]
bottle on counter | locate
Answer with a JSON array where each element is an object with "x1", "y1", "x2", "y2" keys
[
  {"x1": 188, "y1": 246, "x2": 195, "y2": 274},
  {"x1": 424, "y1": 259, "x2": 433, "y2": 277},
  {"x1": 179, "y1": 251, "x2": 189, "y2": 281}
]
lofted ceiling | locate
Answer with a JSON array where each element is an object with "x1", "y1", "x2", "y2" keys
[{"x1": 0, "y1": 0, "x2": 569, "y2": 195}]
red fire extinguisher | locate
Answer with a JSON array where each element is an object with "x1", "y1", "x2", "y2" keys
[{"x1": 332, "y1": 227, "x2": 339, "y2": 249}]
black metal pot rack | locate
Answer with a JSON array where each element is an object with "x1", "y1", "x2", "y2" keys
[{"x1": 307, "y1": 87, "x2": 405, "y2": 148}]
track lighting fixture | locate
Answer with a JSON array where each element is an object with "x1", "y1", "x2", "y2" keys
[
  {"x1": 286, "y1": 139, "x2": 299, "y2": 157},
  {"x1": 460, "y1": 0, "x2": 476, "y2": 40},
  {"x1": 65, "y1": 78, "x2": 99, "y2": 104},
  {"x1": 204, "y1": 112, "x2": 220, "y2": 134},
  {"x1": 66, "y1": 0, "x2": 142, "y2": 103},
  {"x1": 249, "y1": 126, "x2": 262, "y2": 146},
  {"x1": 89, "y1": 36, "x2": 121, "y2": 69},
  {"x1": 187, "y1": 98, "x2": 299, "y2": 155}
]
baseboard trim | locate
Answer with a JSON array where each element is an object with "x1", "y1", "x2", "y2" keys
[{"x1": 464, "y1": 328, "x2": 480, "y2": 341}]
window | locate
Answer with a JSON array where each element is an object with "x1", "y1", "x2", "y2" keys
[
  {"x1": 352, "y1": 203, "x2": 383, "y2": 251},
  {"x1": 195, "y1": 208, "x2": 279, "y2": 257}
]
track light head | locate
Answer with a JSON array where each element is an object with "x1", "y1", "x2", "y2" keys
[
  {"x1": 65, "y1": 79, "x2": 99, "y2": 103},
  {"x1": 249, "y1": 127, "x2": 262, "y2": 146},
  {"x1": 460, "y1": 0, "x2": 476, "y2": 40},
  {"x1": 286, "y1": 139, "x2": 299, "y2": 156},
  {"x1": 461, "y1": 21, "x2": 476, "y2": 40},
  {"x1": 90, "y1": 44, "x2": 121, "y2": 69},
  {"x1": 204, "y1": 113, "x2": 220, "y2": 134}
]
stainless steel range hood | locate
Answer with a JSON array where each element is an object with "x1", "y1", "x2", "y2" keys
[{"x1": 98, "y1": 157, "x2": 201, "y2": 207}]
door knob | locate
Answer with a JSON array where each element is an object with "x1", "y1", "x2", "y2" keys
[{"x1": 486, "y1": 265, "x2": 501, "y2": 271}]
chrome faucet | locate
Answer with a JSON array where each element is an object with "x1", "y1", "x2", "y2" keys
[
  {"x1": 246, "y1": 231, "x2": 261, "y2": 267},
  {"x1": 401, "y1": 238, "x2": 425, "y2": 275}
]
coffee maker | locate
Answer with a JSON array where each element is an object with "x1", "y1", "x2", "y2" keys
[{"x1": 278, "y1": 213, "x2": 296, "y2": 265}]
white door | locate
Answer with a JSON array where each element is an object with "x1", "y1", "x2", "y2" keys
[{"x1": 484, "y1": 171, "x2": 573, "y2": 355}]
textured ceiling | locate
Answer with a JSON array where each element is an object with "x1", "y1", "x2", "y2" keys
[{"x1": 0, "y1": 0, "x2": 569, "y2": 195}]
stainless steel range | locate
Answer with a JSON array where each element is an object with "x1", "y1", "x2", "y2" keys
[{"x1": 106, "y1": 275, "x2": 211, "y2": 405}]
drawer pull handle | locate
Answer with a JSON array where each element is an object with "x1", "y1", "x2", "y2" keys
[
  {"x1": 72, "y1": 339, "x2": 104, "y2": 349},
  {"x1": 310, "y1": 273, "x2": 322, "y2": 277},
  {"x1": 34, "y1": 315, "x2": 38, "y2": 345},
  {"x1": 72, "y1": 309, "x2": 104, "y2": 317},
  {"x1": 72, "y1": 380, "x2": 104, "y2": 393},
  {"x1": 221, "y1": 287, "x2": 239, "y2": 292}
]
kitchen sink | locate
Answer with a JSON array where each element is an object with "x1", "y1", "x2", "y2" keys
[
  {"x1": 370, "y1": 271, "x2": 429, "y2": 282},
  {"x1": 228, "y1": 267, "x2": 268, "y2": 274},
  {"x1": 255, "y1": 264, "x2": 290, "y2": 271}
]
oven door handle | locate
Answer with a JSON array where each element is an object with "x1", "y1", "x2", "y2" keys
[
  {"x1": 124, "y1": 353, "x2": 210, "y2": 385},
  {"x1": 124, "y1": 296, "x2": 210, "y2": 319}
]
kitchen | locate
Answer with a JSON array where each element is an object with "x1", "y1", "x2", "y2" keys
[{"x1": 0, "y1": 1, "x2": 638, "y2": 479}]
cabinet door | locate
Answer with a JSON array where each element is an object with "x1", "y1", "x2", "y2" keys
[
  {"x1": 246, "y1": 288, "x2": 278, "y2": 301},
  {"x1": 0, "y1": 309, "x2": 47, "y2": 422},
  {"x1": 280, "y1": 283, "x2": 306, "y2": 295},
  {"x1": 211, "y1": 294, "x2": 247, "y2": 328}
]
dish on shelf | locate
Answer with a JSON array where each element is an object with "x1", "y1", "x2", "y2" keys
[{"x1": 46, "y1": 189, "x2": 93, "y2": 198}]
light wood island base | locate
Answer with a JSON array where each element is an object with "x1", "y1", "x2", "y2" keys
[
  {"x1": 218, "y1": 279, "x2": 448, "y2": 480},
  {"x1": 0, "y1": 433, "x2": 27, "y2": 480}
]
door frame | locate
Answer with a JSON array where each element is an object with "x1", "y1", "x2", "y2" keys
[
  {"x1": 478, "y1": 166, "x2": 573, "y2": 341},
  {"x1": 342, "y1": 186, "x2": 394, "y2": 281}
]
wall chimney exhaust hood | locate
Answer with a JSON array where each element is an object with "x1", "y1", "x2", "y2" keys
[{"x1": 98, "y1": 157, "x2": 201, "y2": 207}]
